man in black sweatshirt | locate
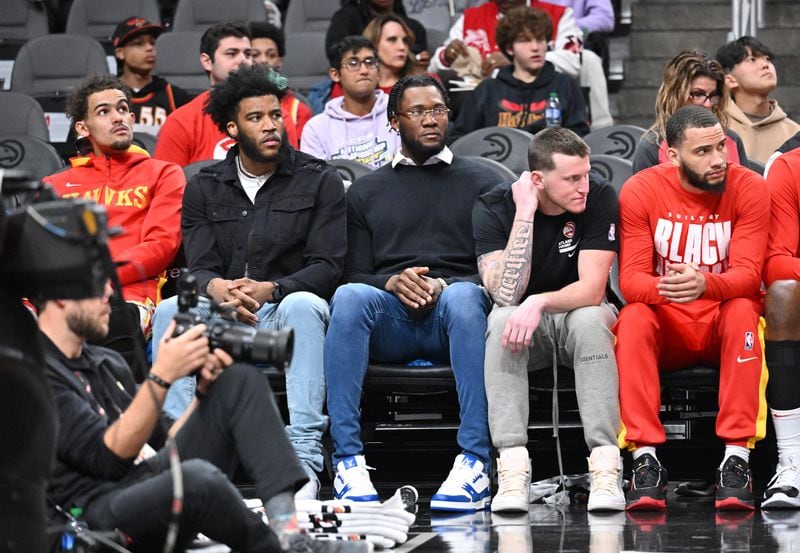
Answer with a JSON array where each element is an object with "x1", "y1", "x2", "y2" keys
[
  {"x1": 449, "y1": 5, "x2": 589, "y2": 142},
  {"x1": 324, "y1": 75, "x2": 505, "y2": 513}
]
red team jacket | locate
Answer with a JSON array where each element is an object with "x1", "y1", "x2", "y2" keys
[{"x1": 44, "y1": 146, "x2": 185, "y2": 305}]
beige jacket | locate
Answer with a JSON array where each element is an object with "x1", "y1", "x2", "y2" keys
[{"x1": 725, "y1": 99, "x2": 800, "y2": 164}]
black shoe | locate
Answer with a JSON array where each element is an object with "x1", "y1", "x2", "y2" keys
[
  {"x1": 715, "y1": 455, "x2": 754, "y2": 511},
  {"x1": 626, "y1": 453, "x2": 668, "y2": 511},
  {"x1": 286, "y1": 533, "x2": 373, "y2": 553}
]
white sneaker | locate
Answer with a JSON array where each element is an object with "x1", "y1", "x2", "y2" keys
[
  {"x1": 587, "y1": 445, "x2": 625, "y2": 512},
  {"x1": 295, "y1": 473, "x2": 320, "y2": 501},
  {"x1": 491, "y1": 447, "x2": 531, "y2": 513},
  {"x1": 431, "y1": 453, "x2": 491, "y2": 511},
  {"x1": 762, "y1": 457, "x2": 800, "y2": 509},
  {"x1": 333, "y1": 455, "x2": 380, "y2": 504}
]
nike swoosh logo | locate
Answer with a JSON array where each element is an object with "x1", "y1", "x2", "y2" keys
[
  {"x1": 736, "y1": 355, "x2": 758, "y2": 363},
  {"x1": 568, "y1": 250, "x2": 577, "y2": 257},
  {"x1": 65, "y1": 182, "x2": 81, "y2": 188}
]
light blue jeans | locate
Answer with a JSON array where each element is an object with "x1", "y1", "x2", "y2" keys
[{"x1": 151, "y1": 292, "x2": 330, "y2": 474}]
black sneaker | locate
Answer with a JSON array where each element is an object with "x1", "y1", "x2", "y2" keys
[
  {"x1": 715, "y1": 455, "x2": 754, "y2": 511},
  {"x1": 286, "y1": 533, "x2": 373, "y2": 553},
  {"x1": 626, "y1": 453, "x2": 668, "y2": 511}
]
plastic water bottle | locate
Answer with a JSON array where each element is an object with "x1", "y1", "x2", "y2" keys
[{"x1": 546, "y1": 92, "x2": 562, "y2": 127}]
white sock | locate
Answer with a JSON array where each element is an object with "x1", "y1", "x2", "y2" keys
[
  {"x1": 772, "y1": 406, "x2": 800, "y2": 465},
  {"x1": 632, "y1": 446, "x2": 656, "y2": 462},
  {"x1": 721, "y1": 445, "x2": 749, "y2": 468}
]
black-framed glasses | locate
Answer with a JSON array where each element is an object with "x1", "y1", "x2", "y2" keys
[
  {"x1": 395, "y1": 107, "x2": 451, "y2": 120},
  {"x1": 340, "y1": 57, "x2": 379, "y2": 72},
  {"x1": 688, "y1": 90, "x2": 721, "y2": 106}
]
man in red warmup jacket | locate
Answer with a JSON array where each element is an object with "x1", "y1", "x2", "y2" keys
[
  {"x1": 614, "y1": 105, "x2": 770, "y2": 512},
  {"x1": 44, "y1": 74, "x2": 184, "y2": 376}
]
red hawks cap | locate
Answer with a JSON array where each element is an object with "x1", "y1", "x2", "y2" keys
[{"x1": 112, "y1": 17, "x2": 164, "y2": 47}]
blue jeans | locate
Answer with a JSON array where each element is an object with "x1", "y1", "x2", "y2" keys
[
  {"x1": 151, "y1": 292, "x2": 330, "y2": 474},
  {"x1": 325, "y1": 282, "x2": 491, "y2": 465}
]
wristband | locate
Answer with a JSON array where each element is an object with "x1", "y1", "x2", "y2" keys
[
  {"x1": 437, "y1": 278, "x2": 449, "y2": 291},
  {"x1": 146, "y1": 372, "x2": 172, "y2": 389}
]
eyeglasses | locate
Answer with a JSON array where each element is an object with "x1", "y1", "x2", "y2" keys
[
  {"x1": 395, "y1": 107, "x2": 451, "y2": 120},
  {"x1": 688, "y1": 90, "x2": 721, "y2": 106},
  {"x1": 340, "y1": 57, "x2": 379, "y2": 72}
]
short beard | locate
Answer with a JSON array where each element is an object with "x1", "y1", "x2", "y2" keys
[
  {"x1": 110, "y1": 137, "x2": 133, "y2": 151},
  {"x1": 399, "y1": 127, "x2": 445, "y2": 163},
  {"x1": 682, "y1": 162, "x2": 726, "y2": 193},
  {"x1": 237, "y1": 128, "x2": 287, "y2": 165},
  {"x1": 67, "y1": 310, "x2": 107, "y2": 343}
]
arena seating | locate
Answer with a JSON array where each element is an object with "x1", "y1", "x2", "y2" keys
[
  {"x1": 284, "y1": 0, "x2": 337, "y2": 34},
  {"x1": 65, "y1": 0, "x2": 161, "y2": 49},
  {"x1": 0, "y1": 91, "x2": 50, "y2": 141},
  {"x1": 171, "y1": 0, "x2": 267, "y2": 32},
  {"x1": 450, "y1": 127, "x2": 534, "y2": 177}
]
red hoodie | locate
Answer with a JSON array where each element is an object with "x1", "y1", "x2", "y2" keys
[{"x1": 44, "y1": 146, "x2": 185, "y2": 305}]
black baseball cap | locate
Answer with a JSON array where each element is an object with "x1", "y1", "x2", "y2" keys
[{"x1": 112, "y1": 17, "x2": 164, "y2": 48}]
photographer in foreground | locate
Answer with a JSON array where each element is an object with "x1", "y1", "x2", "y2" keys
[
  {"x1": 40, "y1": 280, "x2": 368, "y2": 552},
  {"x1": 151, "y1": 64, "x2": 346, "y2": 501}
]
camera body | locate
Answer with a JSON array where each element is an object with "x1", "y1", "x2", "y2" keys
[{"x1": 171, "y1": 270, "x2": 294, "y2": 370}]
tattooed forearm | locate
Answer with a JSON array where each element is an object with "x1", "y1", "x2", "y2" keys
[{"x1": 480, "y1": 219, "x2": 534, "y2": 306}]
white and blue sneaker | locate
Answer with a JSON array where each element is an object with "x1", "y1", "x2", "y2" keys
[
  {"x1": 430, "y1": 453, "x2": 491, "y2": 512},
  {"x1": 333, "y1": 455, "x2": 380, "y2": 504}
]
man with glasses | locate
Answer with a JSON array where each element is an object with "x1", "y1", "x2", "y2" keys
[
  {"x1": 449, "y1": 5, "x2": 589, "y2": 142},
  {"x1": 301, "y1": 36, "x2": 399, "y2": 169},
  {"x1": 324, "y1": 75, "x2": 504, "y2": 511},
  {"x1": 717, "y1": 36, "x2": 800, "y2": 164}
]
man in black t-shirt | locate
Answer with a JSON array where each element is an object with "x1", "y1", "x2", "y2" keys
[{"x1": 472, "y1": 127, "x2": 623, "y2": 513}]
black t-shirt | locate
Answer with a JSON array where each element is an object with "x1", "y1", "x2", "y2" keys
[{"x1": 472, "y1": 175, "x2": 619, "y2": 297}]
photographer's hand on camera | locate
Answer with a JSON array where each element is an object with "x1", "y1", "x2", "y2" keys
[
  {"x1": 195, "y1": 347, "x2": 235, "y2": 396},
  {"x1": 153, "y1": 321, "x2": 210, "y2": 382}
]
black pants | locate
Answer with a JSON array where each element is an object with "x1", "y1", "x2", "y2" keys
[{"x1": 84, "y1": 364, "x2": 307, "y2": 552}]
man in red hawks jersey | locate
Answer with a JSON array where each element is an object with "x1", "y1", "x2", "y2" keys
[
  {"x1": 44, "y1": 75, "x2": 184, "y2": 376},
  {"x1": 614, "y1": 105, "x2": 770, "y2": 511},
  {"x1": 761, "y1": 147, "x2": 800, "y2": 509}
]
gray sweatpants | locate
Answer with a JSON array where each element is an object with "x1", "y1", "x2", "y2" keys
[{"x1": 485, "y1": 302, "x2": 621, "y2": 451}]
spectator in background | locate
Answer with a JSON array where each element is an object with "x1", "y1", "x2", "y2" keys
[
  {"x1": 547, "y1": 0, "x2": 614, "y2": 75},
  {"x1": 717, "y1": 36, "x2": 800, "y2": 165},
  {"x1": 249, "y1": 21, "x2": 313, "y2": 142},
  {"x1": 44, "y1": 75, "x2": 185, "y2": 379},
  {"x1": 327, "y1": 0, "x2": 431, "y2": 71},
  {"x1": 154, "y1": 22, "x2": 305, "y2": 165},
  {"x1": 112, "y1": 17, "x2": 192, "y2": 136},
  {"x1": 633, "y1": 50, "x2": 748, "y2": 174},
  {"x1": 429, "y1": 0, "x2": 612, "y2": 129},
  {"x1": 301, "y1": 36, "x2": 399, "y2": 168},
  {"x1": 450, "y1": 6, "x2": 589, "y2": 141},
  {"x1": 363, "y1": 14, "x2": 426, "y2": 94},
  {"x1": 154, "y1": 22, "x2": 253, "y2": 166}
]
